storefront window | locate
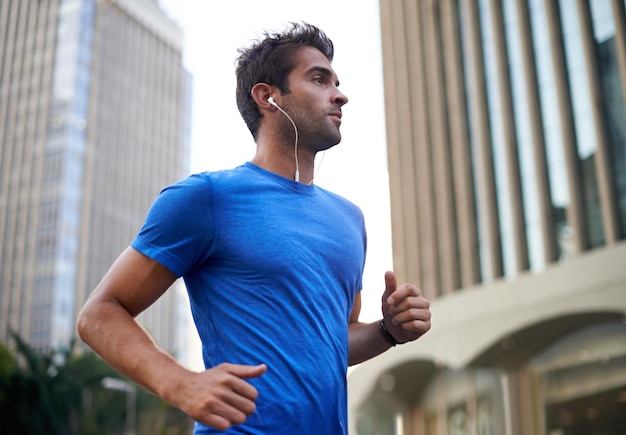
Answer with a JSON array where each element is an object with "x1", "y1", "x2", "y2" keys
[
  {"x1": 448, "y1": 403, "x2": 469, "y2": 435},
  {"x1": 477, "y1": 395, "x2": 497, "y2": 435},
  {"x1": 425, "y1": 411, "x2": 438, "y2": 435},
  {"x1": 532, "y1": 322, "x2": 626, "y2": 434},
  {"x1": 420, "y1": 369, "x2": 506, "y2": 435}
]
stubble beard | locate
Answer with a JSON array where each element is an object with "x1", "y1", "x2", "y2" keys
[{"x1": 281, "y1": 105, "x2": 341, "y2": 154}]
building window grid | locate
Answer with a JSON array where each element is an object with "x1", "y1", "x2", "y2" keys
[
  {"x1": 502, "y1": 0, "x2": 546, "y2": 272},
  {"x1": 590, "y1": 0, "x2": 626, "y2": 239},
  {"x1": 428, "y1": 0, "x2": 462, "y2": 294},
  {"x1": 458, "y1": 0, "x2": 490, "y2": 283},
  {"x1": 446, "y1": 5, "x2": 464, "y2": 293},
  {"x1": 1, "y1": 0, "x2": 187, "y2": 350},
  {"x1": 528, "y1": 0, "x2": 575, "y2": 260},
  {"x1": 559, "y1": 0, "x2": 606, "y2": 248},
  {"x1": 454, "y1": 0, "x2": 626, "y2": 278},
  {"x1": 479, "y1": 0, "x2": 517, "y2": 279}
]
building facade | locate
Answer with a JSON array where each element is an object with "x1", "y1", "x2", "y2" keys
[
  {"x1": 348, "y1": 0, "x2": 626, "y2": 434},
  {"x1": 0, "y1": 0, "x2": 191, "y2": 361}
]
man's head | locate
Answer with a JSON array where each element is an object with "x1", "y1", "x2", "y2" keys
[{"x1": 235, "y1": 22, "x2": 334, "y2": 139}]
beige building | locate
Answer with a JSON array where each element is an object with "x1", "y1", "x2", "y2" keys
[
  {"x1": 0, "y1": 0, "x2": 191, "y2": 359},
  {"x1": 349, "y1": 0, "x2": 626, "y2": 434}
]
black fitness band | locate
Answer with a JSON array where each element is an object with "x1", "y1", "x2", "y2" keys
[{"x1": 379, "y1": 319, "x2": 405, "y2": 346}]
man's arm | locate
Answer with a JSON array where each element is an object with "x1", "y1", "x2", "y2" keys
[
  {"x1": 348, "y1": 271, "x2": 431, "y2": 366},
  {"x1": 76, "y1": 246, "x2": 266, "y2": 431}
]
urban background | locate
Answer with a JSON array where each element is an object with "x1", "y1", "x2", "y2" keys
[
  {"x1": 1, "y1": 0, "x2": 193, "y2": 433},
  {"x1": 349, "y1": 0, "x2": 626, "y2": 434},
  {"x1": 1, "y1": 0, "x2": 626, "y2": 435}
]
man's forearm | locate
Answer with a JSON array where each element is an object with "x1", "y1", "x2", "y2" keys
[
  {"x1": 347, "y1": 320, "x2": 392, "y2": 366},
  {"x1": 77, "y1": 298, "x2": 191, "y2": 403}
]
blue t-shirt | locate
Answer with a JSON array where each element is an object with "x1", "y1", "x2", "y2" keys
[{"x1": 131, "y1": 162, "x2": 366, "y2": 434}]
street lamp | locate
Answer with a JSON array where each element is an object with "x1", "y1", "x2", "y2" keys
[{"x1": 101, "y1": 377, "x2": 137, "y2": 435}]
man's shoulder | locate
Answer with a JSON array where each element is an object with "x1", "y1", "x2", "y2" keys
[{"x1": 167, "y1": 165, "x2": 249, "y2": 192}]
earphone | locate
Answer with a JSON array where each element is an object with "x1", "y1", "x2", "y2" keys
[{"x1": 268, "y1": 96, "x2": 300, "y2": 183}]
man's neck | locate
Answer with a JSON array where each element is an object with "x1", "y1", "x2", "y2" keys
[{"x1": 251, "y1": 136, "x2": 316, "y2": 184}]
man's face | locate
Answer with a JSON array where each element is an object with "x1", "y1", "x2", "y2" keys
[{"x1": 278, "y1": 47, "x2": 349, "y2": 152}]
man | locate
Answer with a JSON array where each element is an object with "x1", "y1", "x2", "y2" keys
[{"x1": 77, "y1": 22, "x2": 431, "y2": 434}]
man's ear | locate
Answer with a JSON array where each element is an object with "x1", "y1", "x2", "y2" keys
[{"x1": 250, "y1": 83, "x2": 275, "y2": 110}]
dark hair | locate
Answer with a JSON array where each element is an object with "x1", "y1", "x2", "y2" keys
[{"x1": 235, "y1": 22, "x2": 334, "y2": 139}]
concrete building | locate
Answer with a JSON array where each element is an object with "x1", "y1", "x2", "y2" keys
[
  {"x1": 0, "y1": 0, "x2": 191, "y2": 362},
  {"x1": 349, "y1": 0, "x2": 626, "y2": 434}
]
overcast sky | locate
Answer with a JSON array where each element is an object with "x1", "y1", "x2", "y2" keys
[{"x1": 159, "y1": 0, "x2": 393, "y2": 324}]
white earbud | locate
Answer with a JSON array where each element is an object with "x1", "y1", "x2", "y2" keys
[{"x1": 268, "y1": 96, "x2": 278, "y2": 107}]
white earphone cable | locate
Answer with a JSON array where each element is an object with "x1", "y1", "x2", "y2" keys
[{"x1": 273, "y1": 104, "x2": 300, "y2": 183}]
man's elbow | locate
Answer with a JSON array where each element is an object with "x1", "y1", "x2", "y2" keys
[
  {"x1": 76, "y1": 298, "x2": 106, "y2": 346},
  {"x1": 76, "y1": 302, "x2": 93, "y2": 344}
]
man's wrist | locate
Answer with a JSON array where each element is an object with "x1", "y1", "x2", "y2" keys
[{"x1": 378, "y1": 319, "x2": 405, "y2": 346}]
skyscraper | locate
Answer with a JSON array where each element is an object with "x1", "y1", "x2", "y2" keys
[
  {"x1": 349, "y1": 0, "x2": 626, "y2": 434},
  {"x1": 0, "y1": 0, "x2": 191, "y2": 359}
]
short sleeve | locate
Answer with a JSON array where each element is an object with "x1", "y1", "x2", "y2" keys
[{"x1": 131, "y1": 173, "x2": 215, "y2": 277}]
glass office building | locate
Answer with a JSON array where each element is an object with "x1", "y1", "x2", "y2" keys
[
  {"x1": 348, "y1": 0, "x2": 626, "y2": 434},
  {"x1": 0, "y1": 0, "x2": 191, "y2": 359}
]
